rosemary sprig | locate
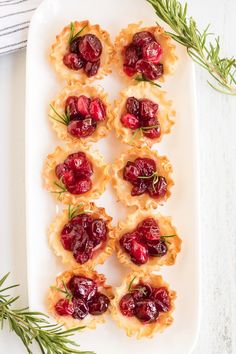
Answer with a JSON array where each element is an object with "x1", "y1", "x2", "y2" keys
[
  {"x1": 134, "y1": 75, "x2": 162, "y2": 87},
  {"x1": 138, "y1": 172, "x2": 159, "y2": 189},
  {"x1": 49, "y1": 104, "x2": 70, "y2": 126},
  {"x1": 128, "y1": 277, "x2": 137, "y2": 291},
  {"x1": 147, "y1": 0, "x2": 236, "y2": 95},
  {"x1": 51, "y1": 180, "x2": 67, "y2": 200},
  {"x1": 129, "y1": 124, "x2": 160, "y2": 143},
  {"x1": 69, "y1": 22, "x2": 88, "y2": 44},
  {"x1": 0, "y1": 273, "x2": 94, "y2": 354},
  {"x1": 161, "y1": 234, "x2": 176, "y2": 239},
  {"x1": 51, "y1": 280, "x2": 73, "y2": 301}
]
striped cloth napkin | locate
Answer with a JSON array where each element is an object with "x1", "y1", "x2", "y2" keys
[{"x1": 0, "y1": 0, "x2": 41, "y2": 55}]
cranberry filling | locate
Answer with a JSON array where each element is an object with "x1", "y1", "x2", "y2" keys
[
  {"x1": 60, "y1": 213, "x2": 108, "y2": 265},
  {"x1": 122, "y1": 30, "x2": 163, "y2": 80},
  {"x1": 123, "y1": 157, "x2": 167, "y2": 198},
  {"x1": 55, "y1": 152, "x2": 93, "y2": 195},
  {"x1": 119, "y1": 218, "x2": 168, "y2": 265},
  {"x1": 119, "y1": 281, "x2": 171, "y2": 324},
  {"x1": 120, "y1": 96, "x2": 161, "y2": 140},
  {"x1": 63, "y1": 94, "x2": 106, "y2": 139},
  {"x1": 63, "y1": 33, "x2": 102, "y2": 77},
  {"x1": 55, "y1": 275, "x2": 110, "y2": 319}
]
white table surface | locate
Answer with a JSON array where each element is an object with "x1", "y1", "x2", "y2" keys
[{"x1": 0, "y1": 0, "x2": 236, "y2": 353}]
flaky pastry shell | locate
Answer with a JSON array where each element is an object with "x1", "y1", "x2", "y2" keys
[
  {"x1": 48, "y1": 202, "x2": 115, "y2": 269},
  {"x1": 48, "y1": 269, "x2": 113, "y2": 329},
  {"x1": 49, "y1": 83, "x2": 113, "y2": 144},
  {"x1": 111, "y1": 272, "x2": 176, "y2": 338},
  {"x1": 43, "y1": 143, "x2": 110, "y2": 204},
  {"x1": 114, "y1": 22, "x2": 177, "y2": 83},
  {"x1": 112, "y1": 83, "x2": 175, "y2": 147},
  {"x1": 111, "y1": 147, "x2": 174, "y2": 210},
  {"x1": 115, "y1": 210, "x2": 182, "y2": 271},
  {"x1": 49, "y1": 20, "x2": 114, "y2": 84}
]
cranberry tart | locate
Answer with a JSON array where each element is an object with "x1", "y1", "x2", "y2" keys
[
  {"x1": 114, "y1": 22, "x2": 177, "y2": 83},
  {"x1": 48, "y1": 202, "x2": 114, "y2": 268},
  {"x1": 111, "y1": 272, "x2": 176, "y2": 338},
  {"x1": 112, "y1": 147, "x2": 173, "y2": 210},
  {"x1": 48, "y1": 269, "x2": 113, "y2": 329},
  {"x1": 113, "y1": 83, "x2": 175, "y2": 147},
  {"x1": 50, "y1": 20, "x2": 114, "y2": 83},
  {"x1": 116, "y1": 210, "x2": 181, "y2": 271},
  {"x1": 43, "y1": 143, "x2": 109, "y2": 204},
  {"x1": 49, "y1": 84, "x2": 112, "y2": 143}
]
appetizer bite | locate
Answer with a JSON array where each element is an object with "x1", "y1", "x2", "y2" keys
[
  {"x1": 116, "y1": 211, "x2": 181, "y2": 271},
  {"x1": 113, "y1": 83, "x2": 175, "y2": 147},
  {"x1": 48, "y1": 269, "x2": 113, "y2": 329},
  {"x1": 49, "y1": 84, "x2": 112, "y2": 143},
  {"x1": 43, "y1": 143, "x2": 109, "y2": 204},
  {"x1": 48, "y1": 203, "x2": 114, "y2": 268},
  {"x1": 114, "y1": 22, "x2": 177, "y2": 83},
  {"x1": 50, "y1": 20, "x2": 114, "y2": 83},
  {"x1": 112, "y1": 147, "x2": 173, "y2": 209},
  {"x1": 111, "y1": 272, "x2": 176, "y2": 338}
]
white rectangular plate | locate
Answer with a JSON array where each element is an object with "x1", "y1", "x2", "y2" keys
[{"x1": 26, "y1": 0, "x2": 200, "y2": 353}]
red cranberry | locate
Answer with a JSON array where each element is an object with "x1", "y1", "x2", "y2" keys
[
  {"x1": 119, "y1": 231, "x2": 139, "y2": 253},
  {"x1": 64, "y1": 152, "x2": 92, "y2": 174},
  {"x1": 84, "y1": 59, "x2": 100, "y2": 77},
  {"x1": 139, "y1": 99, "x2": 159, "y2": 119},
  {"x1": 88, "y1": 292, "x2": 110, "y2": 315},
  {"x1": 130, "y1": 239, "x2": 149, "y2": 265},
  {"x1": 60, "y1": 223, "x2": 85, "y2": 251},
  {"x1": 55, "y1": 163, "x2": 69, "y2": 180},
  {"x1": 135, "y1": 299, "x2": 158, "y2": 323},
  {"x1": 71, "y1": 213, "x2": 93, "y2": 228},
  {"x1": 63, "y1": 52, "x2": 84, "y2": 70},
  {"x1": 123, "y1": 64, "x2": 137, "y2": 77},
  {"x1": 73, "y1": 239, "x2": 94, "y2": 264},
  {"x1": 151, "y1": 287, "x2": 170, "y2": 312},
  {"x1": 68, "y1": 118, "x2": 97, "y2": 138},
  {"x1": 88, "y1": 219, "x2": 107, "y2": 246},
  {"x1": 137, "y1": 218, "x2": 160, "y2": 242},
  {"x1": 143, "y1": 126, "x2": 161, "y2": 139},
  {"x1": 132, "y1": 283, "x2": 152, "y2": 301},
  {"x1": 77, "y1": 95, "x2": 91, "y2": 117},
  {"x1": 132, "y1": 31, "x2": 156, "y2": 47},
  {"x1": 72, "y1": 298, "x2": 89, "y2": 319},
  {"x1": 66, "y1": 176, "x2": 92, "y2": 195},
  {"x1": 131, "y1": 179, "x2": 147, "y2": 196},
  {"x1": 123, "y1": 162, "x2": 140, "y2": 182},
  {"x1": 124, "y1": 43, "x2": 140, "y2": 67},
  {"x1": 147, "y1": 240, "x2": 168, "y2": 257},
  {"x1": 65, "y1": 96, "x2": 79, "y2": 120},
  {"x1": 134, "y1": 157, "x2": 156, "y2": 177},
  {"x1": 68, "y1": 276, "x2": 97, "y2": 300},
  {"x1": 55, "y1": 299, "x2": 74, "y2": 316},
  {"x1": 119, "y1": 293, "x2": 136, "y2": 317},
  {"x1": 142, "y1": 41, "x2": 162, "y2": 63},
  {"x1": 148, "y1": 176, "x2": 167, "y2": 198},
  {"x1": 70, "y1": 37, "x2": 82, "y2": 53},
  {"x1": 55, "y1": 164, "x2": 75, "y2": 186},
  {"x1": 126, "y1": 97, "x2": 140, "y2": 116},
  {"x1": 121, "y1": 113, "x2": 140, "y2": 130},
  {"x1": 136, "y1": 60, "x2": 163, "y2": 80},
  {"x1": 89, "y1": 98, "x2": 106, "y2": 121},
  {"x1": 79, "y1": 34, "x2": 102, "y2": 62},
  {"x1": 69, "y1": 226, "x2": 89, "y2": 251}
]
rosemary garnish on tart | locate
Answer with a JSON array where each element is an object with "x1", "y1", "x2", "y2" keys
[{"x1": 69, "y1": 22, "x2": 88, "y2": 45}]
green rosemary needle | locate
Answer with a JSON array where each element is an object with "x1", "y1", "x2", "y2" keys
[
  {"x1": 0, "y1": 273, "x2": 94, "y2": 354},
  {"x1": 134, "y1": 75, "x2": 162, "y2": 87},
  {"x1": 69, "y1": 22, "x2": 88, "y2": 44},
  {"x1": 147, "y1": 0, "x2": 236, "y2": 95}
]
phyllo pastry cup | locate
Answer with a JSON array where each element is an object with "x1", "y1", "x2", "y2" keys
[
  {"x1": 112, "y1": 147, "x2": 174, "y2": 210},
  {"x1": 43, "y1": 143, "x2": 110, "y2": 205},
  {"x1": 111, "y1": 272, "x2": 176, "y2": 338},
  {"x1": 48, "y1": 269, "x2": 113, "y2": 329},
  {"x1": 48, "y1": 202, "x2": 115, "y2": 269},
  {"x1": 50, "y1": 20, "x2": 114, "y2": 83}
]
